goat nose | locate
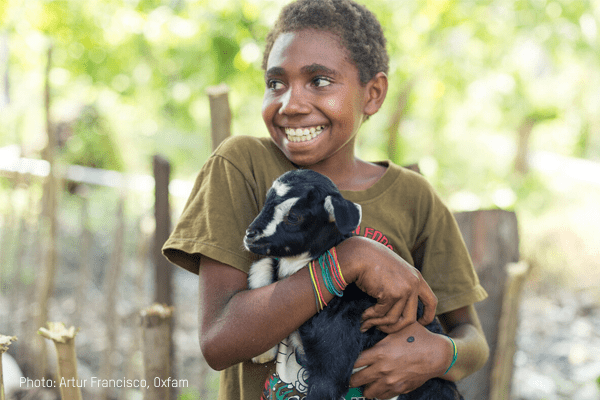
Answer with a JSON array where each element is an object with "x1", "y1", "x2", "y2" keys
[{"x1": 245, "y1": 229, "x2": 258, "y2": 240}]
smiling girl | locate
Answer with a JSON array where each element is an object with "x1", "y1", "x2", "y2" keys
[{"x1": 162, "y1": 1, "x2": 489, "y2": 399}]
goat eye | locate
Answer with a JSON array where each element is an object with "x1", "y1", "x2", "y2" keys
[{"x1": 284, "y1": 212, "x2": 303, "y2": 225}]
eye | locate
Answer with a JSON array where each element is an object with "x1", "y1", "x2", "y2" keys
[
  {"x1": 313, "y1": 76, "x2": 332, "y2": 88},
  {"x1": 267, "y1": 80, "x2": 285, "y2": 91},
  {"x1": 284, "y1": 212, "x2": 303, "y2": 225}
]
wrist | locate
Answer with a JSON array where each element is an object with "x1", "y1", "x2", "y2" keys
[
  {"x1": 334, "y1": 236, "x2": 369, "y2": 283},
  {"x1": 443, "y1": 336, "x2": 458, "y2": 375},
  {"x1": 437, "y1": 335, "x2": 457, "y2": 379}
]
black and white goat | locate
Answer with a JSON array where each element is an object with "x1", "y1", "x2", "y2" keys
[{"x1": 244, "y1": 169, "x2": 463, "y2": 400}]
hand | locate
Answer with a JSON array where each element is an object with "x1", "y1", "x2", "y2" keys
[
  {"x1": 349, "y1": 322, "x2": 452, "y2": 399},
  {"x1": 337, "y1": 237, "x2": 438, "y2": 333}
]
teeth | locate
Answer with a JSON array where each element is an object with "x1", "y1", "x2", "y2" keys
[{"x1": 284, "y1": 126, "x2": 325, "y2": 142}]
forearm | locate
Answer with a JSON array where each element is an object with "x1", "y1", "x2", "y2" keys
[
  {"x1": 200, "y1": 258, "x2": 340, "y2": 371},
  {"x1": 438, "y1": 306, "x2": 490, "y2": 381},
  {"x1": 202, "y1": 267, "x2": 310, "y2": 369}
]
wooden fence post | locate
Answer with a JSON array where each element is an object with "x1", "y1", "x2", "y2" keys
[
  {"x1": 38, "y1": 323, "x2": 82, "y2": 400},
  {"x1": 152, "y1": 155, "x2": 176, "y2": 397},
  {"x1": 75, "y1": 189, "x2": 92, "y2": 326},
  {"x1": 100, "y1": 196, "x2": 125, "y2": 400},
  {"x1": 206, "y1": 83, "x2": 231, "y2": 150},
  {"x1": 453, "y1": 210, "x2": 522, "y2": 400},
  {"x1": 153, "y1": 155, "x2": 172, "y2": 306},
  {"x1": 140, "y1": 304, "x2": 173, "y2": 400},
  {"x1": 34, "y1": 43, "x2": 58, "y2": 379}
]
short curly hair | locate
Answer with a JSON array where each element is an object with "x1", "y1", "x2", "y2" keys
[{"x1": 262, "y1": 0, "x2": 389, "y2": 85}]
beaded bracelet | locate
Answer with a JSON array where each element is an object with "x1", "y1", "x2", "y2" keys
[{"x1": 444, "y1": 337, "x2": 458, "y2": 375}]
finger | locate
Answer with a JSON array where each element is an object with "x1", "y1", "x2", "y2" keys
[
  {"x1": 377, "y1": 292, "x2": 419, "y2": 334},
  {"x1": 361, "y1": 383, "x2": 395, "y2": 400},
  {"x1": 360, "y1": 300, "x2": 395, "y2": 324},
  {"x1": 417, "y1": 280, "x2": 438, "y2": 325},
  {"x1": 349, "y1": 363, "x2": 372, "y2": 388},
  {"x1": 360, "y1": 299, "x2": 406, "y2": 332},
  {"x1": 353, "y1": 349, "x2": 374, "y2": 369}
]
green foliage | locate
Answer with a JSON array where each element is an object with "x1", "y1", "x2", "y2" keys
[
  {"x1": 0, "y1": 0, "x2": 598, "y2": 203},
  {"x1": 61, "y1": 106, "x2": 124, "y2": 171}
]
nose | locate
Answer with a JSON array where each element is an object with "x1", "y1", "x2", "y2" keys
[
  {"x1": 279, "y1": 85, "x2": 310, "y2": 115},
  {"x1": 245, "y1": 229, "x2": 258, "y2": 241}
]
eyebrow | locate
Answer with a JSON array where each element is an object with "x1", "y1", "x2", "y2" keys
[
  {"x1": 301, "y1": 63, "x2": 339, "y2": 77},
  {"x1": 265, "y1": 63, "x2": 339, "y2": 79}
]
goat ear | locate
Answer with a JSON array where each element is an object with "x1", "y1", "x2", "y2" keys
[{"x1": 324, "y1": 195, "x2": 362, "y2": 235}]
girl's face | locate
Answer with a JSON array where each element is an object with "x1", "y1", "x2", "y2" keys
[{"x1": 262, "y1": 29, "x2": 370, "y2": 168}]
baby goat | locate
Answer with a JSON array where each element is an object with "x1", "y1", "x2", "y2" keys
[{"x1": 244, "y1": 169, "x2": 463, "y2": 400}]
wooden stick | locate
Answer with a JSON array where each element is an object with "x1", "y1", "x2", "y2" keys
[
  {"x1": 34, "y1": 43, "x2": 59, "y2": 380},
  {"x1": 140, "y1": 304, "x2": 173, "y2": 400},
  {"x1": 38, "y1": 323, "x2": 83, "y2": 400},
  {"x1": 100, "y1": 196, "x2": 125, "y2": 400},
  {"x1": 153, "y1": 155, "x2": 172, "y2": 306},
  {"x1": 0, "y1": 335, "x2": 17, "y2": 400},
  {"x1": 206, "y1": 83, "x2": 231, "y2": 150},
  {"x1": 490, "y1": 261, "x2": 530, "y2": 400}
]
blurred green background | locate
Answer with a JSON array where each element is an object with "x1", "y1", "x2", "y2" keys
[
  {"x1": 0, "y1": 1, "x2": 600, "y2": 398},
  {"x1": 1, "y1": 0, "x2": 599, "y2": 292}
]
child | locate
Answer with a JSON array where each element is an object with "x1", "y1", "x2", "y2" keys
[{"x1": 162, "y1": 0, "x2": 489, "y2": 399}]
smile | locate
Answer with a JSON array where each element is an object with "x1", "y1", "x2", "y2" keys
[{"x1": 284, "y1": 125, "x2": 326, "y2": 143}]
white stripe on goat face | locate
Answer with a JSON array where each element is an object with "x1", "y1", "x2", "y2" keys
[
  {"x1": 272, "y1": 180, "x2": 290, "y2": 197},
  {"x1": 259, "y1": 197, "x2": 299, "y2": 239}
]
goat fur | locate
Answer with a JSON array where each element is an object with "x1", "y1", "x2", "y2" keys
[{"x1": 244, "y1": 169, "x2": 463, "y2": 400}]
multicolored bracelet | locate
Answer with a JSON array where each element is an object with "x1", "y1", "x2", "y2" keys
[
  {"x1": 309, "y1": 258, "x2": 326, "y2": 311},
  {"x1": 308, "y1": 247, "x2": 347, "y2": 312},
  {"x1": 444, "y1": 337, "x2": 458, "y2": 375}
]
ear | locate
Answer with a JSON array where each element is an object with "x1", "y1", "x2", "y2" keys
[
  {"x1": 363, "y1": 71, "x2": 388, "y2": 117},
  {"x1": 324, "y1": 195, "x2": 362, "y2": 235}
]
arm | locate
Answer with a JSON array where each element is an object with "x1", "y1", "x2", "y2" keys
[
  {"x1": 199, "y1": 255, "x2": 319, "y2": 371},
  {"x1": 199, "y1": 236, "x2": 438, "y2": 371},
  {"x1": 350, "y1": 304, "x2": 489, "y2": 399},
  {"x1": 438, "y1": 304, "x2": 489, "y2": 381}
]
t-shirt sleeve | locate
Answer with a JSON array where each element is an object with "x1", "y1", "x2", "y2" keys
[
  {"x1": 162, "y1": 153, "x2": 260, "y2": 275},
  {"x1": 412, "y1": 185, "x2": 488, "y2": 315}
]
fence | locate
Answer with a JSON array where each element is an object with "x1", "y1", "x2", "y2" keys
[
  {"x1": 0, "y1": 84, "x2": 233, "y2": 400},
  {"x1": 1, "y1": 83, "x2": 528, "y2": 400}
]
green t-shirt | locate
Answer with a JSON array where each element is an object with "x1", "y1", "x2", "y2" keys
[{"x1": 162, "y1": 135, "x2": 488, "y2": 400}]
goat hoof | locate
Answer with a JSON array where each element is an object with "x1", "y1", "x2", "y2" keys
[{"x1": 252, "y1": 346, "x2": 278, "y2": 364}]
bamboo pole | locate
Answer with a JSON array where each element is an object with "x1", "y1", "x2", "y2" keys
[
  {"x1": 140, "y1": 304, "x2": 173, "y2": 400},
  {"x1": 206, "y1": 83, "x2": 231, "y2": 150},
  {"x1": 0, "y1": 335, "x2": 17, "y2": 400},
  {"x1": 38, "y1": 323, "x2": 82, "y2": 400}
]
